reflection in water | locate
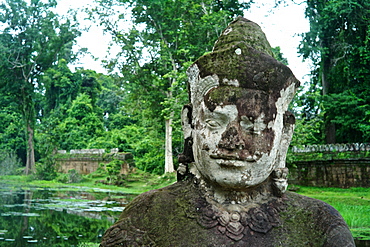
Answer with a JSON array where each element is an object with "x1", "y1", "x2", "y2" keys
[{"x1": 0, "y1": 184, "x2": 135, "y2": 246}]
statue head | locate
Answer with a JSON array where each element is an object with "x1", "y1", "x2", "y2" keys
[{"x1": 179, "y1": 17, "x2": 299, "y2": 193}]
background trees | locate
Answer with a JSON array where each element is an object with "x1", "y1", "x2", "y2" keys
[
  {"x1": 0, "y1": 0, "x2": 81, "y2": 174},
  {"x1": 298, "y1": 0, "x2": 370, "y2": 144},
  {"x1": 91, "y1": 0, "x2": 253, "y2": 173},
  {"x1": 1, "y1": 0, "x2": 369, "y2": 176}
]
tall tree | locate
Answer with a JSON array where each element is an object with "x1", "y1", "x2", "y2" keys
[
  {"x1": 0, "y1": 0, "x2": 81, "y2": 173},
  {"x1": 299, "y1": 0, "x2": 370, "y2": 143},
  {"x1": 0, "y1": 98, "x2": 26, "y2": 162},
  {"x1": 38, "y1": 62, "x2": 105, "y2": 154},
  {"x1": 91, "y1": 0, "x2": 253, "y2": 173}
]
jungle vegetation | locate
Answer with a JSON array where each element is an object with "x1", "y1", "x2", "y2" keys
[{"x1": 0, "y1": 0, "x2": 369, "y2": 176}]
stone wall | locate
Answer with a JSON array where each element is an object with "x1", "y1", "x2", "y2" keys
[
  {"x1": 55, "y1": 149, "x2": 133, "y2": 175},
  {"x1": 291, "y1": 143, "x2": 370, "y2": 153},
  {"x1": 288, "y1": 143, "x2": 370, "y2": 188},
  {"x1": 288, "y1": 158, "x2": 370, "y2": 188}
]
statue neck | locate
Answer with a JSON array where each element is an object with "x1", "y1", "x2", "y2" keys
[{"x1": 194, "y1": 175, "x2": 277, "y2": 205}]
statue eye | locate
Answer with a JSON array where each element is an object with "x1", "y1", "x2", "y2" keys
[{"x1": 205, "y1": 119, "x2": 221, "y2": 129}]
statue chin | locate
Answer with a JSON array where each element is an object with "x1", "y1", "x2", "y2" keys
[
  {"x1": 191, "y1": 160, "x2": 273, "y2": 191},
  {"x1": 192, "y1": 147, "x2": 277, "y2": 192},
  {"x1": 207, "y1": 171, "x2": 265, "y2": 189}
]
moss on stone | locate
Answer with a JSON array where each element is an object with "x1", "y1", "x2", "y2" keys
[
  {"x1": 101, "y1": 180, "x2": 354, "y2": 247},
  {"x1": 207, "y1": 86, "x2": 244, "y2": 104},
  {"x1": 214, "y1": 17, "x2": 273, "y2": 57},
  {"x1": 277, "y1": 194, "x2": 325, "y2": 246}
]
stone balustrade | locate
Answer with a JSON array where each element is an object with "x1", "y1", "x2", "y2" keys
[
  {"x1": 291, "y1": 143, "x2": 370, "y2": 153},
  {"x1": 57, "y1": 148, "x2": 119, "y2": 155}
]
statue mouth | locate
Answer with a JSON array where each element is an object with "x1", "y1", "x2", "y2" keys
[
  {"x1": 216, "y1": 160, "x2": 248, "y2": 168},
  {"x1": 210, "y1": 153, "x2": 258, "y2": 162}
]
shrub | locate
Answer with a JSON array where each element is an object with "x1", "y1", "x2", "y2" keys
[
  {"x1": 56, "y1": 169, "x2": 83, "y2": 183},
  {"x1": 34, "y1": 157, "x2": 57, "y2": 180},
  {"x1": 0, "y1": 150, "x2": 22, "y2": 175},
  {"x1": 105, "y1": 159, "x2": 123, "y2": 185},
  {"x1": 67, "y1": 169, "x2": 83, "y2": 183}
]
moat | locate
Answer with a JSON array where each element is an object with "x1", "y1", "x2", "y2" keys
[{"x1": 0, "y1": 183, "x2": 136, "y2": 246}]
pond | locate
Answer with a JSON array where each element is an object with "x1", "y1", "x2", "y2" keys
[
  {"x1": 0, "y1": 183, "x2": 136, "y2": 247},
  {"x1": 1, "y1": 183, "x2": 368, "y2": 247}
]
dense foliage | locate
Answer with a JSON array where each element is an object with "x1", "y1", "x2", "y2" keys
[
  {"x1": 0, "y1": 0, "x2": 81, "y2": 173},
  {"x1": 297, "y1": 0, "x2": 370, "y2": 144},
  {"x1": 89, "y1": 0, "x2": 253, "y2": 173},
  {"x1": 0, "y1": 0, "x2": 369, "y2": 176}
]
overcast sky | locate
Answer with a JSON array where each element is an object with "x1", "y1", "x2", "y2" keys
[
  {"x1": 57, "y1": 1, "x2": 311, "y2": 84},
  {"x1": 245, "y1": 2, "x2": 311, "y2": 84}
]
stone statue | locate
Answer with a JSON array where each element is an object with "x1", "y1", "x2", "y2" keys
[{"x1": 100, "y1": 17, "x2": 355, "y2": 247}]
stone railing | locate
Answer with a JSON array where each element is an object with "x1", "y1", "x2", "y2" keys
[
  {"x1": 291, "y1": 143, "x2": 370, "y2": 153},
  {"x1": 57, "y1": 148, "x2": 119, "y2": 155}
]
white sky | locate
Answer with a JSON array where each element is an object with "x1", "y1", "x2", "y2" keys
[
  {"x1": 245, "y1": 2, "x2": 311, "y2": 84},
  {"x1": 56, "y1": 0, "x2": 311, "y2": 84}
]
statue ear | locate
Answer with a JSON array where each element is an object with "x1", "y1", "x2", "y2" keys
[
  {"x1": 181, "y1": 104, "x2": 193, "y2": 139},
  {"x1": 178, "y1": 104, "x2": 194, "y2": 164},
  {"x1": 178, "y1": 104, "x2": 195, "y2": 180},
  {"x1": 282, "y1": 111, "x2": 295, "y2": 142},
  {"x1": 272, "y1": 111, "x2": 295, "y2": 196},
  {"x1": 275, "y1": 111, "x2": 295, "y2": 169}
]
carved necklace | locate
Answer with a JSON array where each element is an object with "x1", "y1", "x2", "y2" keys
[{"x1": 195, "y1": 192, "x2": 286, "y2": 241}]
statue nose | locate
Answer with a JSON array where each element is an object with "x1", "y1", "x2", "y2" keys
[{"x1": 218, "y1": 126, "x2": 246, "y2": 150}]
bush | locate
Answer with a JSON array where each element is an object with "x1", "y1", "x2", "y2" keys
[
  {"x1": 67, "y1": 169, "x2": 83, "y2": 183},
  {"x1": 0, "y1": 150, "x2": 22, "y2": 175},
  {"x1": 105, "y1": 159, "x2": 123, "y2": 185},
  {"x1": 56, "y1": 173, "x2": 69, "y2": 183},
  {"x1": 34, "y1": 157, "x2": 57, "y2": 180},
  {"x1": 56, "y1": 169, "x2": 83, "y2": 183}
]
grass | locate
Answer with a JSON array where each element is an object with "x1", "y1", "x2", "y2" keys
[
  {"x1": 0, "y1": 169, "x2": 177, "y2": 194},
  {"x1": 291, "y1": 185, "x2": 370, "y2": 240}
]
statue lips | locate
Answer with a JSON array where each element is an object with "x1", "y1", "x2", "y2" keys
[{"x1": 210, "y1": 151, "x2": 259, "y2": 168}]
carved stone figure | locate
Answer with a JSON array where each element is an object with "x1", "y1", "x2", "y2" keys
[{"x1": 100, "y1": 17, "x2": 355, "y2": 247}]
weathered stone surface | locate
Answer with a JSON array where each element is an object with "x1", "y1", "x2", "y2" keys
[
  {"x1": 100, "y1": 177, "x2": 354, "y2": 247},
  {"x1": 70, "y1": 149, "x2": 106, "y2": 154},
  {"x1": 100, "y1": 17, "x2": 354, "y2": 246},
  {"x1": 55, "y1": 151, "x2": 133, "y2": 175},
  {"x1": 289, "y1": 159, "x2": 370, "y2": 188}
]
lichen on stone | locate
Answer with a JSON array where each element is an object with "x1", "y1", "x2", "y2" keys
[{"x1": 213, "y1": 16, "x2": 274, "y2": 57}]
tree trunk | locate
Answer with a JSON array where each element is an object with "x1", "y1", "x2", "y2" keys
[
  {"x1": 24, "y1": 123, "x2": 35, "y2": 175},
  {"x1": 321, "y1": 47, "x2": 336, "y2": 143},
  {"x1": 165, "y1": 116, "x2": 174, "y2": 173},
  {"x1": 325, "y1": 122, "x2": 336, "y2": 144}
]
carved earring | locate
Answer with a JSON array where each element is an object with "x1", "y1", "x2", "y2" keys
[{"x1": 271, "y1": 168, "x2": 289, "y2": 197}]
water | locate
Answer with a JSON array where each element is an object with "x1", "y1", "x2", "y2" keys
[
  {"x1": 0, "y1": 183, "x2": 136, "y2": 247},
  {"x1": 2, "y1": 183, "x2": 367, "y2": 246}
]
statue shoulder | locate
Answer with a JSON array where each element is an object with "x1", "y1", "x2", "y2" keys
[
  {"x1": 120, "y1": 181, "x2": 188, "y2": 217},
  {"x1": 100, "y1": 180, "x2": 203, "y2": 247},
  {"x1": 283, "y1": 191, "x2": 355, "y2": 246}
]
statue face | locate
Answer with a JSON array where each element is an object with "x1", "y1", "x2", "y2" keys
[{"x1": 191, "y1": 87, "x2": 284, "y2": 189}]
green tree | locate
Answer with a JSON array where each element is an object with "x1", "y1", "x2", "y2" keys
[
  {"x1": 41, "y1": 59, "x2": 79, "y2": 118},
  {"x1": 37, "y1": 59, "x2": 125, "y2": 160},
  {"x1": 0, "y1": 0, "x2": 81, "y2": 173},
  {"x1": 0, "y1": 93, "x2": 26, "y2": 162},
  {"x1": 56, "y1": 93, "x2": 104, "y2": 150},
  {"x1": 299, "y1": 0, "x2": 370, "y2": 143},
  {"x1": 91, "y1": 0, "x2": 253, "y2": 173}
]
